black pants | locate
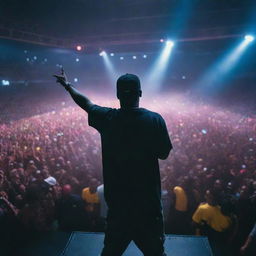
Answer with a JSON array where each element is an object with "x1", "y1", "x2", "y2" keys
[{"x1": 101, "y1": 214, "x2": 166, "y2": 256}]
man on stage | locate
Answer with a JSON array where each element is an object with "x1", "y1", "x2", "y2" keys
[{"x1": 54, "y1": 69, "x2": 172, "y2": 256}]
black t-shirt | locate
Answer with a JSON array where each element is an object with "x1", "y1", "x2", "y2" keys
[{"x1": 88, "y1": 105, "x2": 172, "y2": 217}]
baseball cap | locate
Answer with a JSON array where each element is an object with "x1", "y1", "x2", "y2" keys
[
  {"x1": 44, "y1": 176, "x2": 57, "y2": 186},
  {"x1": 116, "y1": 74, "x2": 141, "y2": 94}
]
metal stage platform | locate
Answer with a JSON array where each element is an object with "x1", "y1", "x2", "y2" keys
[
  {"x1": 62, "y1": 232, "x2": 213, "y2": 256},
  {"x1": 0, "y1": 231, "x2": 214, "y2": 256}
]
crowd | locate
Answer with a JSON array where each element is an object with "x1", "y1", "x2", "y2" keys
[{"x1": 0, "y1": 89, "x2": 255, "y2": 255}]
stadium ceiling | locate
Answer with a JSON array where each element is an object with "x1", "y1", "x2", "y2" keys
[{"x1": 0, "y1": 0, "x2": 255, "y2": 52}]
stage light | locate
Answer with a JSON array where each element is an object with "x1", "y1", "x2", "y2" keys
[
  {"x1": 244, "y1": 35, "x2": 254, "y2": 42},
  {"x1": 26, "y1": 58, "x2": 30, "y2": 62},
  {"x1": 44, "y1": 58, "x2": 47, "y2": 62},
  {"x1": 76, "y1": 58, "x2": 80, "y2": 62},
  {"x1": 99, "y1": 51, "x2": 106, "y2": 56},
  {"x1": 132, "y1": 56, "x2": 137, "y2": 59},
  {"x1": 24, "y1": 50, "x2": 28, "y2": 54},
  {"x1": 76, "y1": 45, "x2": 82, "y2": 51},
  {"x1": 182, "y1": 75, "x2": 186, "y2": 80},
  {"x1": 160, "y1": 39, "x2": 164, "y2": 43},
  {"x1": 110, "y1": 53, "x2": 114, "y2": 56},
  {"x1": 120, "y1": 56, "x2": 124, "y2": 60},
  {"x1": 166, "y1": 40, "x2": 174, "y2": 47},
  {"x1": 143, "y1": 54, "x2": 147, "y2": 58},
  {"x1": 74, "y1": 78, "x2": 78, "y2": 82},
  {"x1": 33, "y1": 56, "x2": 37, "y2": 60},
  {"x1": 2, "y1": 80, "x2": 10, "y2": 86}
]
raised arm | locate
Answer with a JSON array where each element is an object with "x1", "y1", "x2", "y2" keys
[
  {"x1": 65, "y1": 85, "x2": 93, "y2": 112},
  {"x1": 53, "y1": 68, "x2": 93, "y2": 112}
]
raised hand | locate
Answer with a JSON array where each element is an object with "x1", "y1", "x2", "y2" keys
[
  {"x1": 53, "y1": 67, "x2": 93, "y2": 112},
  {"x1": 53, "y1": 67, "x2": 69, "y2": 88}
]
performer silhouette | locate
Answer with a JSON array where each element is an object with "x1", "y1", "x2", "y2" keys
[{"x1": 54, "y1": 69, "x2": 172, "y2": 256}]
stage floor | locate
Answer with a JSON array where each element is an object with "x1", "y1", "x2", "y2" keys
[
  {"x1": 0, "y1": 231, "x2": 214, "y2": 256},
  {"x1": 62, "y1": 232, "x2": 213, "y2": 256}
]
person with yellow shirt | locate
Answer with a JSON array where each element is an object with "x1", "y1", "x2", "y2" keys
[
  {"x1": 170, "y1": 185, "x2": 189, "y2": 234},
  {"x1": 169, "y1": 176, "x2": 199, "y2": 234},
  {"x1": 192, "y1": 189, "x2": 232, "y2": 240},
  {"x1": 82, "y1": 178, "x2": 100, "y2": 230},
  {"x1": 174, "y1": 185, "x2": 188, "y2": 212}
]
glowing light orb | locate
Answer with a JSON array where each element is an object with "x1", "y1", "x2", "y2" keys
[
  {"x1": 99, "y1": 51, "x2": 106, "y2": 56},
  {"x1": 201, "y1": 129, "x2": 207, "y2": 134},
  {"x1": 244, "y1": 35, "x2": 254, "y2": 42},
  {"x1": 166, "y1": 40, "x2": 174, "y2": 47},
  {"x1": 76, "y1": 45, "x2": 82, "y2": 51}
]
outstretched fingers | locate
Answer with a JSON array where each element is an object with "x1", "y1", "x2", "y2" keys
[
  {"x1": 61, "y1": 67, "x2": 67, "y2": 80},
  {"x1": 53, "y1": 67, "x2": 68, "y2": 87}
]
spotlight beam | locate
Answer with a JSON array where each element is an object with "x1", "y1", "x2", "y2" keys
[
  {"x1": 196, "y1": 36, "x2": 254, "y2": 93},
  {"x1": 101, "y1": 52, "x2": 117, "y2": 84},
  {"x1": 145, "y1": 41, "x2": 175, "y2": 93}
]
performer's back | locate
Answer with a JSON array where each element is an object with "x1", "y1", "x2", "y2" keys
[{"x1": 88, "y1": 105, "x2": 172, "y2": 218}]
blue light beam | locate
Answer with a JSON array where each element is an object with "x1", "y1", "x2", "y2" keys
[
  {"x1": 196, "y1": 36, "x2": 254, "y2": 93},
  {"x1": 101, "y1": 52, "x2": 117, "y2": 84},
  {"x1": 145, "y1": 41, "x2": 175, "y2": 93}
]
